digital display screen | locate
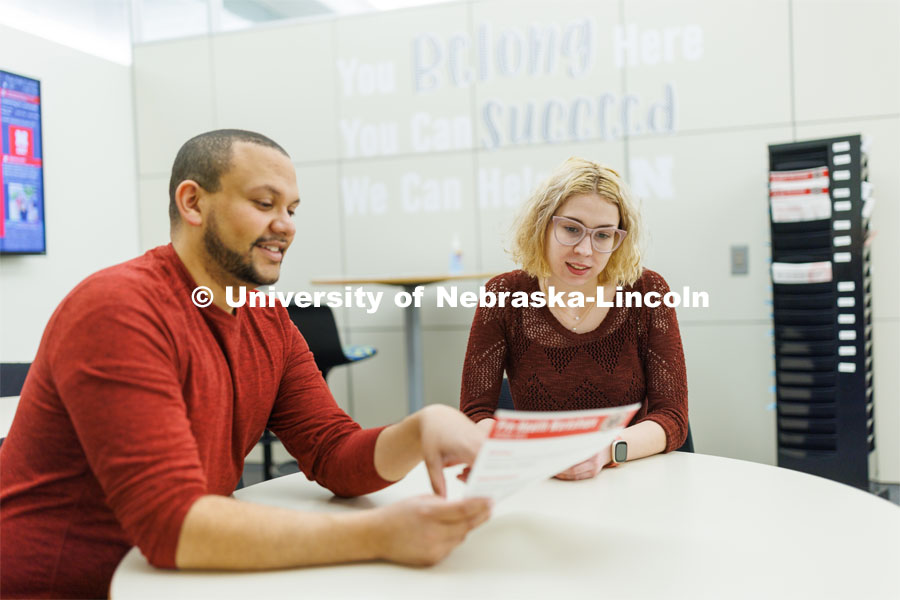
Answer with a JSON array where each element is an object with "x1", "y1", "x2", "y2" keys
[
  {"x1": 1, "y1": 69, "x2": 46, "y2": 254},
  {"x1": 614, "y1": 441, "x2": 628, "y2": 463}
]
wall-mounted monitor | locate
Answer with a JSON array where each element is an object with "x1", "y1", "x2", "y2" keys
[{"x1": 1, "y1": 69, "x2": 46, "y2": 255}]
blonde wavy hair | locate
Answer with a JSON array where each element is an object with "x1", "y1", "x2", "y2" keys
[{"x1": 510, "y1": 157, "x2": 644, "y2": 287}]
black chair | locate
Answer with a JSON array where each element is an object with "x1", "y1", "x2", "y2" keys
[
  {"x1": 258, "y1": 306, "x2": 377, "y2": 481},
  {"x1": 285, "y1": 305, "x2": 376, "y2": 380},
  {"x1": 0, "y1": 363, "x2": 30, "y2": 397},
  {"x1": 497, "y1": 377, "x2": 514, "y2": 410},
  {"x1": 676, "y1": 423, "x2": 694, "y2": 453},
  {"x1": 1, "y1": 363, "x2": 31, "y2": 447}
]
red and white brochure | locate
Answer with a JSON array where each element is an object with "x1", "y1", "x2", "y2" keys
[
  {"x1": 768, "y1": 167, "x2": 830, "y2": 192},
  {"x1": 771, "y1": 261, "x2": 833, "y2": 284},
  {"x1": 464, "y1": 403, "x2": 640, "y2": 504},
  {"x1": 769, "y1": 188, "x2": 832, "y2": 223}
]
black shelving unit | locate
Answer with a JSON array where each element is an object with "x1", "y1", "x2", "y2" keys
[{"x1": 768, "y1": 135, "x2": 874, "y2": 490}]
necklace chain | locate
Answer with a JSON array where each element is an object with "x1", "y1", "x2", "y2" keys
[
  {"x1": 566, "y1": 304, "x2": 596, "y2": 331},
  {"x1": 544, "y1": 278, "x2": 598, "y2": 332}
]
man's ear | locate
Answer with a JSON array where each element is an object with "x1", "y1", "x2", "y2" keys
[{"x1": 175, "y1": 180, "x2": 205, "y2": 227}]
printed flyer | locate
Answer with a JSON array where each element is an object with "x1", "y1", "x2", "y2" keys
[{"x1": 464, "y1": 403, "x2": 641, "y2": 503}]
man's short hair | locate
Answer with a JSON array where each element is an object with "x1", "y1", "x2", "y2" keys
[{"x1": 168, "y1": 129, "x2": 289, "y2": 227}]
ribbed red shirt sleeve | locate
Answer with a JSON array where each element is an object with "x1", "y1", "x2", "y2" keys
[
  {"x1": 270, "y1": 311, "x2": 391, "y2": 497},
  {"x1": 459, "y1": 275, "x2": 510, "y2": 423},
  {"x1": 630, "y1": 271, "x2": 689, "y2": 452},
  {"x1": 1, "y1": 244, "x2": 398, "y2": 599},
  {"x1": 48, "y1": 278, "x2": 207, "y2": 569}
]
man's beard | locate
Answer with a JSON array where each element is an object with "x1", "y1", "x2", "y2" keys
[{"x1": 203, "y1": 212, "x2": 278, "y2": 286}]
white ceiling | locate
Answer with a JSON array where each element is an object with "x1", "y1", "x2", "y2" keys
[{"x1": 0, "y1": 0, "x2": 455, "y2": 64}]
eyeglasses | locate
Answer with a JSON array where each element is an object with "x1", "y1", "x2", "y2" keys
[{"x1": 551, "y1": 216, "x2": 627, "y2": 253}]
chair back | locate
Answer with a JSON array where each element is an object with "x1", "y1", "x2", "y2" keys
[
  {"x1": 676, "y1": 423, "x2": 694, "y2": 453},
  {"x1": 498, "y1": 377, "x2": 514, "y2": 410},
  {"x1": 285, "y1": 305, "x2": 350, "y2": 380},
  {"x1": 0, "y1": 363, "x2": 30, "y2": 397}
]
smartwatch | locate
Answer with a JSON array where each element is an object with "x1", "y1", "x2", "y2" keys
[{"x1": 609, "y1": 436, "x2": 627, "y2": 467}]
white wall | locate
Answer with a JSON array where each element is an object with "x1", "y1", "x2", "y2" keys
[
  {"x1": 0, "y1": 25, "x2": 140, "y2": 362},
  {"x1": 131, "y1": 0, "x2": 900, "y2": 481}
]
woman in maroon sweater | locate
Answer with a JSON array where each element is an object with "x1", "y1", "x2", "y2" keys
[{"x1": 460, "y1": 157, "x2": 688, "y2": 479}]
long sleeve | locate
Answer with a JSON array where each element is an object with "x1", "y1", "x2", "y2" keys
[
  {"x1": 270, "y1": 313, "x2": 390, "y2": 497},
  {"x1": 457, "y1": 269, "x2": 688, "y2": 451},
  {"x1": 633, "y1": 271, "x2": 689, "y2": 451},
  {"x1": 48, "y1": 280, "x2": 208, "y2": 569},
  {"x1": 460, "y1": 275, "x2": 511, "y2": 422},
  {"x1": 1, "y1": 243, "x2": 380, "y2": 599}
]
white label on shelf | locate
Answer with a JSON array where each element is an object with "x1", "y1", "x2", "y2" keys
[
  {"x1": 833, "y1": 235, "x2": 851, "y2": 247},
  {"x1": 839, "y1": 345, "x2": 857, "y2": 356},
  {"x1": 833, "y1": 170, "x2": 851, "y2": 181},
  {"x1": 838, "y1": 313, "x2": 856, "y2": 325},
  {"x1": 862, "y1": 198, "x2": 875, "y2": 219},
  {"x1": 770, "y1": 193, "x2": 831, "y2": 223},
  {"x1": 771, "y1": 261, "x2": 833, "y2": 284},
  {"x1": 833, "y1": 153, "x2": 851, "y2": 165},
  {"x1": 838, "y1": 362, "x2": 857, "y2": 373},
  {"x1": 861, "y1": 181, "x2": 873, "y2": 199},
  {"x1": 837, "y1": 281, "x2": 855, "y2": 292},
  {"x1": 834, "y1": 200, "x2": 852, "y2": 212},
  {"x1": 833, "y1": 187, "x2": 851, "y2": 198},
  {"x1": 834, "y1": 252, "x2": 851, "y2": 263},
  {"x1": 832, "y1": 141, "x2": 851, "y2": 153},
  {"x1": 839, "y1": 329, "x2": 857, "y2": 341},
  {"x1": 833, "y1": 220, "x2": 851, "y2": 231},
  {"x1": 837, "y1": 296, "x2": 856, "y2": 307}
]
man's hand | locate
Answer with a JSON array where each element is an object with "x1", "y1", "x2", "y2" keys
[
  {"x1": 417, "y1": 405, "x2": 487, "y2": 497},
  {"x1": 176, "y1": 494, "x2": 490, "y2": 571},
  {"x1": 554, "y1": 453, "x2": 606, "y2": 481},
  {"x1": 374, "y1": 405, "x2": 486, "y2": 496},
  {"x1": 371, "y1": 495, "x2": 492, "y2": 566}
]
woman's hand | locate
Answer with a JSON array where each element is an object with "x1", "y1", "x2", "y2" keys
[{"x1": 554, "y1": 453, "x2": 606, "y2": 480}]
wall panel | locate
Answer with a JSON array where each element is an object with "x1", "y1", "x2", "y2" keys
[
  {"x1": 128, "y1": 0, "x2": 899, "y2": 481},
  {"x1": 212, "y1": 22, "x2": 339, "y2": 163},
  {"x1": 133, "y1": 38, "x2": 215, "y2": 175}
]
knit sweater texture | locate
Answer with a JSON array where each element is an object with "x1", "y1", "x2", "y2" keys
[
  {"x1": 0, "y1": 244, "x2": 388, "y2": 598},
  {"x1": 460, "y1": 269, "x2": 688, "y2": 449}
]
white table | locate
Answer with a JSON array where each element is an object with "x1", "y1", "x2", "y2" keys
[{"x1": 111, "y1": 453, "x2": 899, "y2": 599}]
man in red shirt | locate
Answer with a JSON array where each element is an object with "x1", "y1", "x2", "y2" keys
[{"x1": 0, "y1": 130, "x2": 491, "y2": 599}]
